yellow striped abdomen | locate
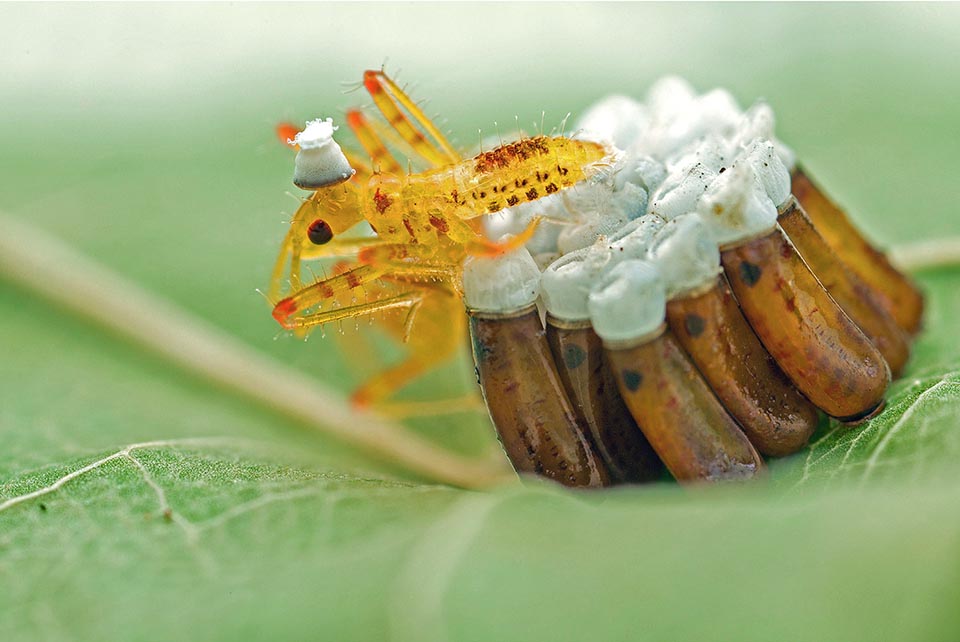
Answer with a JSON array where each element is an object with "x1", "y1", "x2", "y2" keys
[{"x1": 400, "y1": 136, "x2": 610, "y2": 221}]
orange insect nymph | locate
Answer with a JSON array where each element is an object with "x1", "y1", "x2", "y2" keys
[{"x1": 268, "y1": 69, "x2": 612, "y2": 412}]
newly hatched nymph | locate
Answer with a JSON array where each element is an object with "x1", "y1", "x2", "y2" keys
[{"x1": 269, "y1": 70, "x2": 612, "y2": 409}]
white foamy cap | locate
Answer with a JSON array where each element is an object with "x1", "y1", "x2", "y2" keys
[
  {"x1": 645, "y1": 76, "x2": 697, "y2": 118},
  {"x1": 647, "y1": 162, "x2": 717, "y2": 220},
  {"x1": 615, "y1": 153, "x2": 667, "y2": 194},
  {"x1": 733, "y1": 101, "x2": 797, "y2": 170},
  {"x1": 664, "y1": 134, "x2": 734, "y2": 175},
  {"x1": 641, "y1": 86, "x2": 742, "y2": 161},
  {"x1": 696, "y1": 161, "x2": 777, "y2": 246},
  {"x1": 292, "y1": 118, "x2": 356, "y2": 189},
  {"x1": 484, "y1": 193, "x2": 569, "y2": 256},
  {"x1": 741, "y1": 139, "x2": 792, "y2": 207},
  {"x1": 541, "y1": 247, "x2": 616, "y2": 321},
  {"x1": 649, "y1": 214, "x2": 721, "y2": 297},
  {"x1": 462, "y1": 245, "x2": 542, "y2": 313},
  {"x1": 588, "y1": 260, "x2": 666, "y2": 343},
  {"x1": 575, "y1": 95, "x2": 650, "y2": 150},
  {"x1": 695, "y1": 88, "x2": 743, "y2": 136},
  {"x1": 605, "y1": 214, "x2": 666, "y2": 261},
  {"x1": 555, "y1": 159, "x2": 651, "y2": 254}
]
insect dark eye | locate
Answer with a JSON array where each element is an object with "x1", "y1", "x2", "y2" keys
[{"x1": 307, "y1": 219, "x2": 334, "y2": 245}]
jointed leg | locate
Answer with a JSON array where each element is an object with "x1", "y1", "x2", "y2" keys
[
  {"x1": 363, "y1": 69, "x2": 460, "y2": 167},
  {"x1": 273, "y1": 263, "x2": 389, "y2": 329},
  {"x1": 348, "y1": 286, "x2": 477, "y2": 412},
  {"x1": 346, "y1": 109, "x2": 404, "y2": 174},
  {"x1": 356, "y1": 243, "x2": 461, "y2": 282}
]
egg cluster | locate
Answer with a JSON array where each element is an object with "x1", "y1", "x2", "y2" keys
[{"x1": 464, "y1": 78, "x2": 923, "y2": 486}]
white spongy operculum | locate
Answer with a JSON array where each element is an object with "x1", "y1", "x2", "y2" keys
[
  {"x1": 741, "y1": 139, "x2": 792, "y2": 207},
  {"x1": 696, "y1": 160, "x2": 777, "y2": 246},
  {"x1": 649, "y1": 214, "x2": 721, "y2": 298},
  {"x1": 575, "y1": 95, "x2": 650, "y2": 150},
  {"x1": 647, "y1": 162, "x2": 717, "y2": 221},
  {"x1": 541, "y1": 247, "x2": 615, "y2": 321},
  {"x1": 640, "y1": 86, "x2": 742, "y2": 161},
  {"x1": 605, "y1": 214, "x2": 666, "y2": 261},
  {"x1": 615, "y1": 154, "x2": 667, "y2": 195},
  {"x1": 557, "y1": 211, "x2": 631, "y2": 255},
  {"x1": 554, "y1": 158, "x2": 652, "y2": 254},
  {"x1": 664, "y1": 134, "x2": 734, "y2": 175},
  {"x1": 484, "y1": 193, "x2": 569, "y2": 256},
  {"x1": 695, "y1": 89, "x2": 743, "y2": 137},
  {"x1": 733, "y1": 102, "x2": 797, "y2": 171},
  {"x1": 645, "y1": 76, "x2": 697, "y2": 119},
  {"x1": 588, "y1": 260, "x2": 666, "y2": 343},
  {"x1": 292, "y1": 118, "x2": 356, "y2": 189},
  {"x1": 462, "y1": 244, "x2": 542, "y2": 313}
]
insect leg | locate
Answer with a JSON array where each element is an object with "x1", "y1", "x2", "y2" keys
[
  {"x1": 349, "y1": 286, "x2": 472, "y2": 411},
  {"x1": 363, "y1": 69, "x2": 460, "y2": 167},
  {"x1": 273, "y1": 263, "x2": 390, "y2": 329},
  {"x1": 345, "y1": 109, "x2": 404, "y2": 174},
  {"x1": 466, "y1": 216, "x2": 542, "y2": 257}
]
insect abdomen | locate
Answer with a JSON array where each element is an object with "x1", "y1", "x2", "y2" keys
[
  {"x1": 470, "y1": 137, "x2": 608, "y2": 214},
  {"x1": 400, "y1": 136, "x2": 609, "y2": 220}
]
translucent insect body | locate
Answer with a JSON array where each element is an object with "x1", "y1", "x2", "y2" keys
[{"x1": 268, "y1": 70, "x2": 610, "y2": 409}]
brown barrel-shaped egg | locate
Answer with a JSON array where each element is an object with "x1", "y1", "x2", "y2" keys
[
  {"x1": 545, "y1": 317, "x2": 663, "y2": 483},
  {"x1": 665, "y1": 276, "x2": 819, "y2": 456},
  {"x1": 778, "y1": 197, "x2": 910, "y2": 376},
  {"x1": 469, "y1": 306, "x2": 611, "y2": 488},
  {"x1": 791, "y1": 167, "x2": 924, "y2": 335},
  {"x1": 721, "y1": 227, "x2": 890, "y2": 420},
  {"x1": 604, "y1": 326, "x2": 764, "y2": 483}
]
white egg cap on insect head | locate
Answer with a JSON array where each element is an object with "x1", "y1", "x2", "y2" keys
[
  {"x1": 733, "y1": 101, "x2": 797, "y2": 171},
  {"x1": 696, "y1": 160, "x2": 777, "y2": 247},
  {"x1": 292, "y1": 118, "x2": 356, "y2": 189},
  {"x1": 649, "y1": 214, "x2": 721, "y2": 298},
  {"x1": 588, "y1": 260, "x2": 666, "y2": 344},
  {"x1": 541, "y1": 246, "x2": 615, "y2": 322},
  {"x1": 575, "y1": 95, "x2": 650, "y2": 150},
  {"x1": 647, "y1": 162, "x2": 718, "y2": 221},
  {"x1": 462, "y1": 244, "x2": 542, "y2": 314},
  {"x1": 741, "y1": 139, "x2": 792, "y2": 208},
  {"x1": 604, "y1": 214, "x2": 666, "y2": 261}
]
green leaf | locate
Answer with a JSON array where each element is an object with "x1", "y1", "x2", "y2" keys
[{"x1": 4, "y1": 4, "x2": 960, "y2": 641}]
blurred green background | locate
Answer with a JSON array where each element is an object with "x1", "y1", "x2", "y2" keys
[{"x1": 2, "y1": 4, "x2": 960, "y2": 641}]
